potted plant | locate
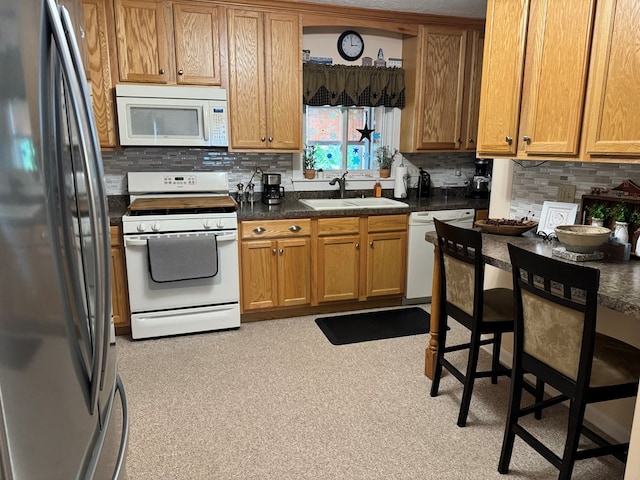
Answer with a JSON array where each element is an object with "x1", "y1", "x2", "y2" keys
[
  {"x1": 375, "y1": 146, "x2": 398, "y2": 178},
  {"x1": 611, "y1": 202, "x2": 630, "y2": 243},
  {"x1": 303, "y1": 144, "x2": 317, "y2": 179},
  {"x1": 589, "y1": 202, "x2": 609, "y2": 227}
]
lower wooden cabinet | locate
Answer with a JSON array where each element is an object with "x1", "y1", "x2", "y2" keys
[
  {"x1": 110, "y1": 225, "x2": 130, "y2": 335},
  {"x1": 365, "y1": 215, "x2": 407, "y2": 298},
  {"x1": 240, "y1": 219, "x2": 311, "y2": 312},
  {"x1": 239, "y1": 214, "x2": 408, "y2": 314}
]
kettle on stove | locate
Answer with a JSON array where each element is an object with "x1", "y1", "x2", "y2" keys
[{"x1": 417, "y1": 167, "x2": 430, "y2": 198}]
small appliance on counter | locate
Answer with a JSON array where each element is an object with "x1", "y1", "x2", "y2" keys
[
  {"x1": 417, "y1": 167, "x2": 431, "y2": 198},
  {"x1": 466, "y1": 159, "x2": 491, "y2": 198},
  {"x1": 262, "y1": 173, "x2": 285, "y2": 205}
]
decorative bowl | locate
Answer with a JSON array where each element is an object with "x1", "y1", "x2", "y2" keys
[
  {"x1": 554, "y1": 225, "x2": 611, "y2": 253},
  {"x1": 475, "y1": 219, "x2": 538, "y2": 236}
]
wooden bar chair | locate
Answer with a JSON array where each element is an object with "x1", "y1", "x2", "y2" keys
[
  {"x1": 431, "y1": 218, "x2": 520, "y2": 427},
  {"x1": 500, "y1": 244, "x2": 640, "y2": 479}
]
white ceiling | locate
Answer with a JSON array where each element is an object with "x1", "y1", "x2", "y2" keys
[{"x1": 298, "y1": 0, "x2": 487, "y2": 19}]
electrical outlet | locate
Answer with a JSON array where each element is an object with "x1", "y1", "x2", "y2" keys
[{"x1": 557, "y1": 184, "x2": 576, "y2": 202}]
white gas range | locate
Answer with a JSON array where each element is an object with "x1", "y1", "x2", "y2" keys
[{"x1": 122, "y1": 172, "x2": 240, "y2": 339}]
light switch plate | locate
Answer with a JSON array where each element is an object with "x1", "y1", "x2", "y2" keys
[{"x1": 557, "y1": 184, "x2": 576, "y2": 202}]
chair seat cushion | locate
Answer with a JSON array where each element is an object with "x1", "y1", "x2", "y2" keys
[
  {"x1": 483, "y1": 288, "x2": 515, "y2": 322},
  {"x1": 590, "y1": 333, "x2": 640, "y2": 387}
]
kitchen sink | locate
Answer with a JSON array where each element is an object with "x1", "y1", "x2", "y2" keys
[{"x1": 299, "y1": 197, "x2": 409, "y2": 210}]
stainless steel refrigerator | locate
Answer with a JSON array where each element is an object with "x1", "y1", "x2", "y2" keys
[{"x1": 0, "y1": 0, "x2": 128, "y2": 478}]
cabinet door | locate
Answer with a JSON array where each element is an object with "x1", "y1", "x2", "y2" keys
[
  {"x1": 584, "y1": 0, "x2": 640, "y2": 156},
  {"x1": 227, "y1": 9, "x2": 267, "y2": 149},
  {"x1": 264, "y1": 12, "x2": 301, "y2": 150},
  {"x1": 59, "y1": 0, "x2": 90, "y2": 79},
  {"x1": 317, "y1": 235, "x2": 360, "y2": 303},
  {"x1": 476, "y1": 0, "x2": 529, "y2": 155},
  {"x1": 241, "y1": 240, "x2": 278, "y2": 311},
  {"x1": 173, "y1": 3, "x2": 222, "y2": 86},
  {"x1": 519, "y1": 0, "x2": 595, "y2": 155},
  {"x1": 462, "y1": 30, "x2": 484, "y2": 150},
  {"x1": 115, "y1": 0, "x2": 169, "y2": 83},
  {"x1": 82, "y1": 0, "x2": 118, "y2": 147},
  {"x1": 417, "y1": 26, "x2": 467, "y2": 150},
  {"x1": 110, "y1": 226, "x2": 130, "y2": 335},
  {"x1": 366, "y1": 231, "x2": 407, "y2": 297},
  {"x1": 277, "y1": 238, "x2": 311, "y2": 307}
]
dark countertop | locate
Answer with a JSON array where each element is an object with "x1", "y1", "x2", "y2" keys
[
  {"x1": 108, "y1": 188, "x2": 489, "y2": 224},
  {"x1": 426, "y1": 230, "x2": 640, "y2": 320}
]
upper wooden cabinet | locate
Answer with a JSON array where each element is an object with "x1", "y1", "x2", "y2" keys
[
  {"x1": 401, "y1": 25, "x2": 482, "y2": 152},
  {"x1": 226, "y1": 8, "x2": 301, "y2": 151},
  {"x1": 114, "y1": 0, "x2": 169, "y2": 83},
  {"x1": 114, "y1": 0, "x2": 223, "y2": 86},
  {"x1": 476, "y1": 0, "x2": 596, "y2": 159},
  {"x1": 583, "y1": 0, "x2": 640, "y2": 158},
  {"x1": 82, "y1": 0, "x2": 118, "y2": 147},
  {"x1": 172, "y1": 3, "x2": 223, "y2": 85}
]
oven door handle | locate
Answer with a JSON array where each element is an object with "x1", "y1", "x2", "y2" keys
[{"x1": 125, "y1": 232, "x2": 237, "y2": 247}]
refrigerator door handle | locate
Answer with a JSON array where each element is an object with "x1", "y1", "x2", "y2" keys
[
  {"x1": 112, "y1": 374, "x2": 129, "y2": 480},
  {"x1": 59, "y1": 5, "x2": 112, "y2": 394},
  {"x1": 46, "y1": 0, "x2": 109, "y2": 415}
]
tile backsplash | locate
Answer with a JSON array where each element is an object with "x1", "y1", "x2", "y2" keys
[
  {"x1": 510, "y1": 160, "x2": 640, "y2": 223},
  {"x1": 101, "y1": 148, "x2": 480, "y2": 195}
]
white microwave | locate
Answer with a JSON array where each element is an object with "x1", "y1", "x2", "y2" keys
[{"x1": 115, "y1": 85, "x2": 228, "y2": 147}]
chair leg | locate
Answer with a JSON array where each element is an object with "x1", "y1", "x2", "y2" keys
[
  {"x1": 558, "y1": 399, "x2": 587, "y2": 480},
  {"x1": 430, "y1": 316, "x2": 447, "y2": 398},
  {"x1": 534, "y1": 377, "x2": 544, "y2": 420},
  {"x1": 457, "y1": 331, "x2": 481, "y2": 427},
  {"x1": 491, "y1": 332, "x2": 502, "y2": 384},
  {"x1": 498, "y1": 364, "x2": 525, "y2": 474}
]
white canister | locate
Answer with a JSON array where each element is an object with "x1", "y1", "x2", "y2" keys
[{"x1": 614, "y1": 221, "x2": 629, "y2": 244}]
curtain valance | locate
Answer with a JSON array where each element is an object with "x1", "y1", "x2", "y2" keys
[{"x1": 303, "y1": 63, "x2": 405, "y2": 108}]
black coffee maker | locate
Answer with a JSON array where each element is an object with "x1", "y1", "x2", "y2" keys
[
  {"x1": 262, "y1": 173, "x2": 285, "y2": 205},
  {"x1": 417, "y1": 167, "x2": 431, "y2": 198},
  {"x1": 466, "y1": 159, "x2": 491, "y2": 198}
]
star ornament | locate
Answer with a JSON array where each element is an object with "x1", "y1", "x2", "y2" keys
[{"x1": 357, "y1": 113, "x2": 375, "y2": 142}]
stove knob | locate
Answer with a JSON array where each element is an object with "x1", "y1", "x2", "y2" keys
[
  {"x1": 203, "y1": 219, "x2": 213, "y2": 229},
  {"x1": 216, "y1": 219, "x2": 225, "y2": 229},
  {"x1": 136, "y1": 222, "x2": 147, "y2": 232},
  {"x1": 151, "y1": 222, "x2": 161, "y2": 232}
]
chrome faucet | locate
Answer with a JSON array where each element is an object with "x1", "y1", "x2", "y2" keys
[{"x1": 329, "y1": 171, "x2": 349, "y2": 198}]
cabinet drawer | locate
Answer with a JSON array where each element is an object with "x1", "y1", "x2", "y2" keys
[
  {"x1": 367, "y1": 214, "x2": 407, "y2": 233},
  {"x1": 317, "y1": 217, "x2": 360, "y2": 236},
  {"x1": 241, "y1": 219, "x2": 311, "y2": 239}
]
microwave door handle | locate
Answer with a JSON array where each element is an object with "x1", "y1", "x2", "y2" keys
[
  {"x1": 59, "y1": 3, "x2": 112, "y2": 394},
  {"x1": 203, "y1": 106, "x2": 210, "y2": 142},
  {"x1": 48, "y1": 0, "x2": 108, "y2": 415}
]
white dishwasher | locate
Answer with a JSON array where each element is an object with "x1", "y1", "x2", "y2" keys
[{"x1": 405, "y1": 209, "x2": 475, "y2": 301}]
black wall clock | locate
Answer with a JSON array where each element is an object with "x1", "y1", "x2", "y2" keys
[{"x1": 337, "y1": 30, "x2": 364, "y2": 61}]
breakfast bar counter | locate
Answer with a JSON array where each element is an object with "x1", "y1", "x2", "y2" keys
[{"x1": 424, "y1": 231, "x2": 640, "y2": 379}]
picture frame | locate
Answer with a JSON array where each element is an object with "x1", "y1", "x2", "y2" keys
[{"x1": 537, "y1": 201, "x2": 579, "y2": 235}]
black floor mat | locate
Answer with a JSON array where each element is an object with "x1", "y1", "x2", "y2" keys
[{"x1": 315, "y1": 307, "x2": 430, "y2": 345}]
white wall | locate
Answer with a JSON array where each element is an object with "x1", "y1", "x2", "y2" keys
[{"x1": 302, "y1": 27, "x2": 403, "y2": 66}]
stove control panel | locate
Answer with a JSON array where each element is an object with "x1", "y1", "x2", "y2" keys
[{"x1": 163, "y1": 175, "x2": 196, "y2": 186}]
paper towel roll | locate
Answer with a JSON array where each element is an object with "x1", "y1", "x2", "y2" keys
[{"x1": 394, "y1": 166, "x2": 408, "y2": 198}]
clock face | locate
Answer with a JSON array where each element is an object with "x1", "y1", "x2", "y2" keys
[{"x1": 337, "y1": 30, "x2": 364, "y2": 61}]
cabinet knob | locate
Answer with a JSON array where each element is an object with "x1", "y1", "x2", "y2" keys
[
  {"x1": 268, "y1": 136, "x2": 273, "y2": 142},
  {"x1": 505, "y1": 136, "x2": 513, "y2": 145},
  {"x1": 456, "y1": 137, "x2": 462, "y2": 144},
  {"x1": 369, "y1": 241, "x2": 374, "y2": 247},
  {"x1": 522, "y1": 135, "x2": 531, "y2": 143},
  {"x1": 355, "y1": 243, "x2": 360, "y2": 249},
  {"x1": 272, "y1": 248, "x2": 277, "y2": 255},
  {"x1": 178, "y1": 69, "x2": 184, "y2": 75},
  {"x1": 279, "y1": 248, "x2": 284, "y2": 255},
  {"x1": 253, "y1": 227, "x2": 266, "y2": 234},
  {"x1": 159, "y1": 68, "x2": 165, "y2": 75},
  {"x1": 289, "y1": 225, "x2": 301, "y2": 232},
  {"x1": 468, "y1": 138, "x2": 474, "y2": 143},
  {"x1": 261, "y1": 136, "x2": 266, "y2": 142}
]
